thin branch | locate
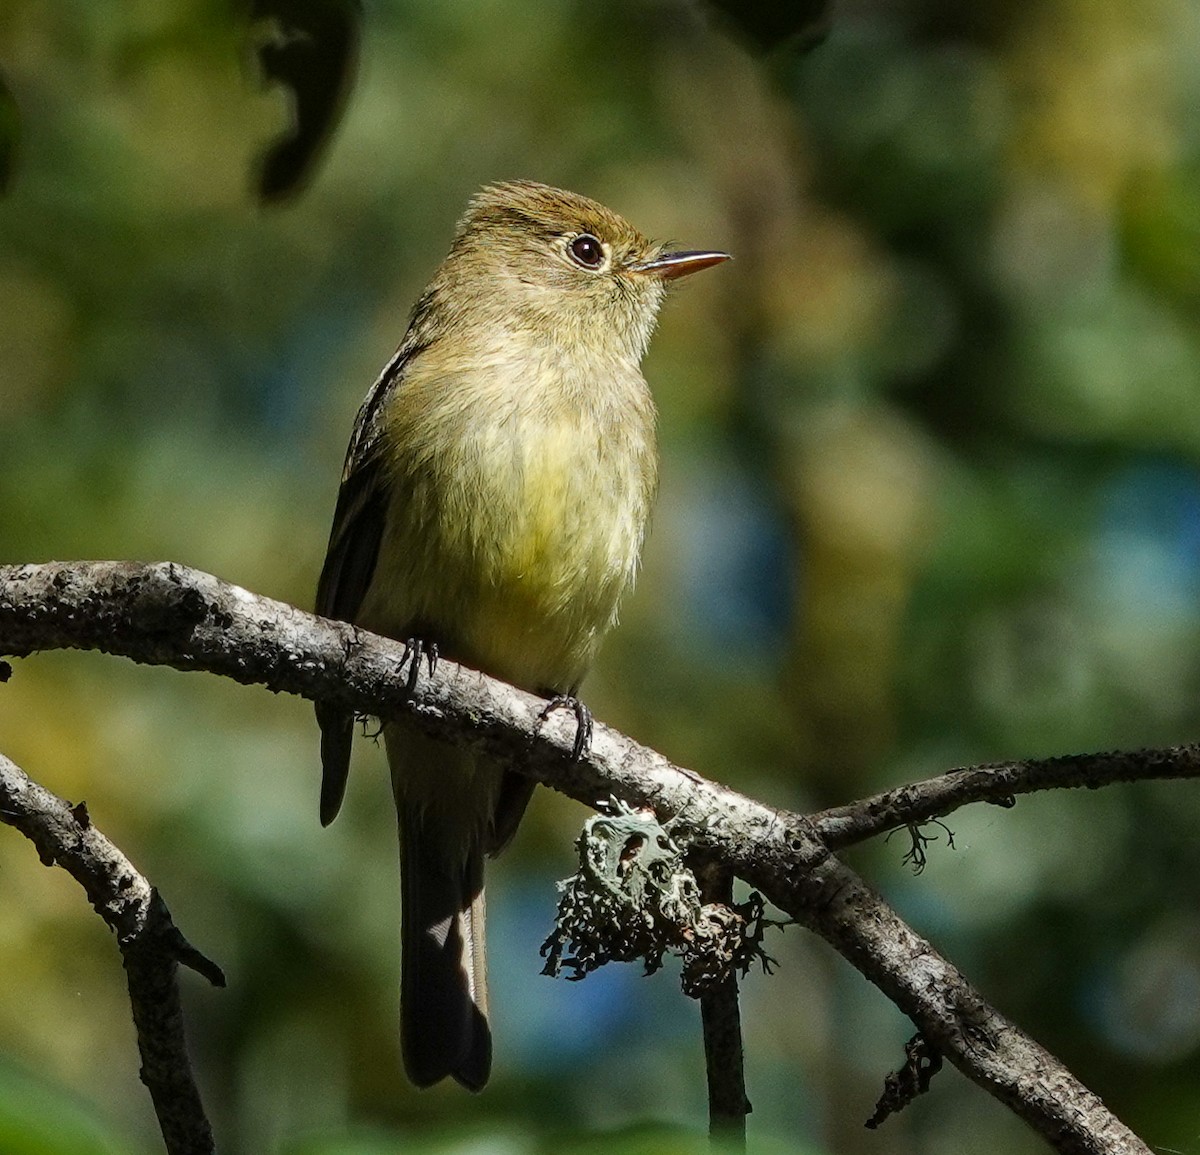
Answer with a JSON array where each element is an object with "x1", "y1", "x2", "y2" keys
[
  {"x1": 0, "y1": 561, "x2": 1163, "y2": 1154},
  {"x1": 811, "y1": 746, "x2": 1200, "y2": 849},
  {"x1": 866, "y1": 1033, "x2": 943, "y2": 1128},
  {"x1": 0, "y1": 752, "x2": 224, "y2": 1155},
  {"x1": 694, "y1": 862, "x2": 749, "y2": 1148}
]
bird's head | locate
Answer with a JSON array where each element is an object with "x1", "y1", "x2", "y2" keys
[{"x1": 440, "y1": 179, "x2": 729, "y2": 365}]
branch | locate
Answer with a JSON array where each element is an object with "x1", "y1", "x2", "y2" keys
[
  {"x1": 0, "y1": 561, "x2": 1161, "y2": 1154},
  {"x1": 694, "y1": 862, "x2": 750, "y2": 1147},
  {"x1": 812, "y1": 746, "x2": 1200, "y2": 848},
  {"x1": 0, "y1": 751, "x2": 224, "y2": 1155}
]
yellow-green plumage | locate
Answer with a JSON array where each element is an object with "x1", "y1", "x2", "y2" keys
[
  {"x1": 366, "y1": 349, "x2": 657, "y2": 689},
  {"x1": 315, "y1": 180, "x2": 727, "y2": 1091}
]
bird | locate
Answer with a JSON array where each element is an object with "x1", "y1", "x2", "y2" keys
[{"x1": 315, "y1": 179, "x2": 728, "y2": 1090}]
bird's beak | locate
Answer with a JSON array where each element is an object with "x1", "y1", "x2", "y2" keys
[{"x1": 628, "y1": 250, "x2": 731, "y2": 280}]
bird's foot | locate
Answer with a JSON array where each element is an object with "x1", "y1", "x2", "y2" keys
[
  {"x1": 401, "y1": 637, "x2": 438, "y2": 693},
  {"x1": 538, "y1": 694, "x2": 593, "y2": 762}
]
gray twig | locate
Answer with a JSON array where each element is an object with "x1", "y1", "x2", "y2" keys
[
  {"x1": 811, "y1": 747, "x2": 1200, "y2": 849},
  {"x1": 0, "y1": 752, "x2": 224, "y2": 1155}
]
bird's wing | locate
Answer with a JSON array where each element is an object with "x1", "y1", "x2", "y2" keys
[{"x1": 314, "y1": 343, "x2": 415, "y2": 825}]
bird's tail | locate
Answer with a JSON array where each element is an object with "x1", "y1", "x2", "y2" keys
[
  {"x1": 393, "y1": 735, "x2": 493, "y2": 1091},
  {"x1": 399, "y1": 809, "x2": 490, "y2": 1090}
]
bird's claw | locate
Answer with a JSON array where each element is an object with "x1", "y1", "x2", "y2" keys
[
  {"x1": 402, "y1": 637, "x2": 438, "y2": 693},
  {"x1": 539, "y1": 694, "x2": 593, "y2": 762}
]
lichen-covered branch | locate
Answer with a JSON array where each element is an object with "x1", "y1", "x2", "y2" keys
[
  {"x1": 0, "y1": 560, "x2": 1167, "y2": 1153},
  {"x1": 0, "y1": 751, "x2": 224, "y2": 1155}
]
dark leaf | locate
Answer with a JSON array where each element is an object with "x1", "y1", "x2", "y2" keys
[
  {"x1": 703, "y1": 0, "x2": 832, "y2": 55},
  {"x1": 247, "y1": 0, "x2": 362, "y2": 203},
  {"x1": 0, "y1": 66, "x2": 19, "y2": 195}
]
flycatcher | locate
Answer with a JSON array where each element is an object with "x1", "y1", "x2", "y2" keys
[{"x1": 315, "y1": 179, "x2": 728, "y2": 1090}]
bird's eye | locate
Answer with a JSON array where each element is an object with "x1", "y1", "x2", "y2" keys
[{"x1": 568, "y1": 233, "x2": 605, "y2": 269}]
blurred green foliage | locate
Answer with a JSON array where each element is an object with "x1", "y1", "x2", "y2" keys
[
  {"x1": 0, "y1": 1061, "x2": 127, "y2": 1155},
  {"x1": 3, "y1": 0, "x2": 1200, "y2": 1153}
]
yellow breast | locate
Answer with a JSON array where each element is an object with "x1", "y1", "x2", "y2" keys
[{"x1": 365, "y1": 342, "x2": 658, "y2": 692}]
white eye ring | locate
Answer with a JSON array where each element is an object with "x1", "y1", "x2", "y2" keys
[{"x1": 568, "y1": 233, "x2": 606, "y2": 269}]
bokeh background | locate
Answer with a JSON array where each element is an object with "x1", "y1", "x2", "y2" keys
[{"x1": 3, "y1": 0, "x2": 1200, "y2": 1152}]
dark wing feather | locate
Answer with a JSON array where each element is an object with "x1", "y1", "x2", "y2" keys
[
  {"x1": 315, "y1": 462, "x2": 387, "y2": 825},
  {"x1": 315, "y1": 342, "x2": 419, "y2": 825},
  {"x1": 315, "y1": 459, "x2": 389, "y2": 622}
]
